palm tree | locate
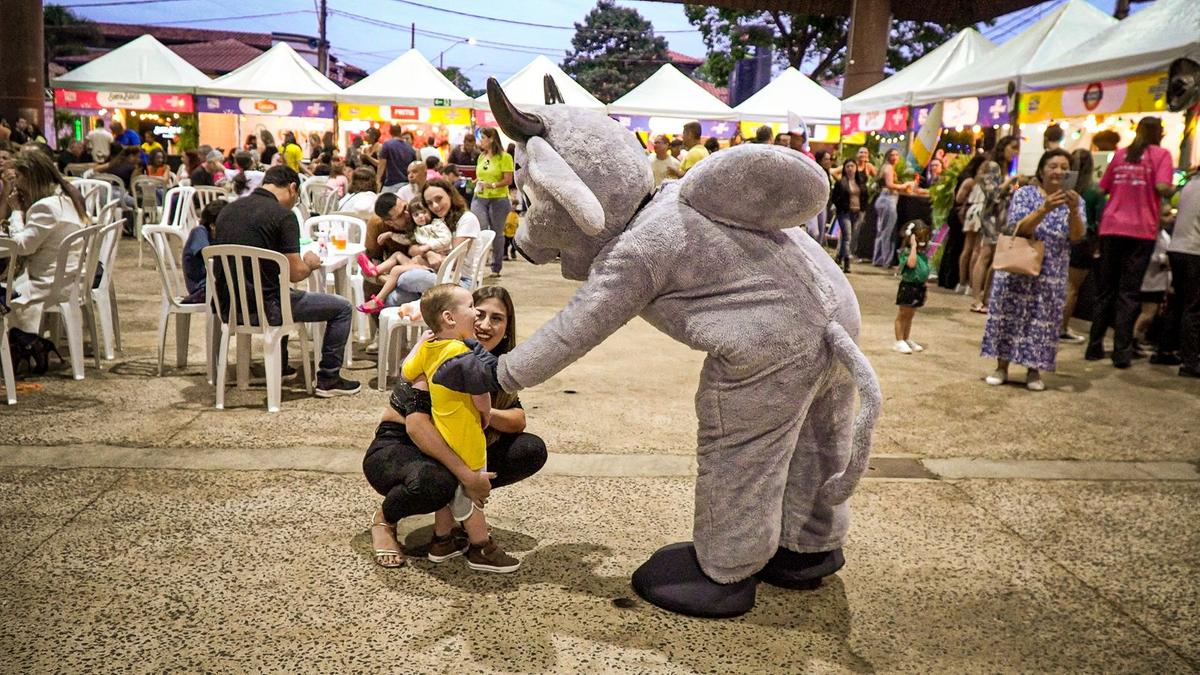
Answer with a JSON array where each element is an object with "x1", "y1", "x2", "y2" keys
[{"x1": 44, "y1": 4, "x2": 103, "y2": 81}]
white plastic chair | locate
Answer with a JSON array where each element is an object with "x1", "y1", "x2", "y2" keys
[
  {"x1": 39, "y1": 223, "x2": 108, "y2": 380},
  {"x1": 462, "y1": 230, "x2": 496, "y2": 291},
  {"x1": 204, "y1": 244, "x2": 314, "y2": 412},
  {"x1": 1, "y1": 239, "x2": 17, "y2": 404},
  {"x1": 144, "y1": 226, "x2": 214, "y2": 380},
  {"x1": 158, "y1": 186, "x2": 196, "y2": 235},
  {"x1": 75, "y1": 179, "x2": 112, "y2": 221},
  {"x1": 91, "y1": 215, "x2": 124, "y2": 360},
  {"x1": 133, "y1": 175, "x2": 168, "y2": 265},
  {"x1": 301, "y1": 176, "x2": 330, "y2": 213},
  {"x1": 311, "y1": 186, "x2": 340, "y2": 216},
  {"x1": 376, "y1": 239, "x2": 471, "y2": 390}
]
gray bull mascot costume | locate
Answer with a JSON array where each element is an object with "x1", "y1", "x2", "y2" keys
[{"x1": 471, "y1": 78, "x2": 880, "y2": 618}]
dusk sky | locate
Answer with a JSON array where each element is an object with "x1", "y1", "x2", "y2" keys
[{"x1": 65, "y1": 0, "x2": 1130, "y2": 89}]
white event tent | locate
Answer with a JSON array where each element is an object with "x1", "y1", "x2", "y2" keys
[
  {"x1": 912, "y1": 0, "x2": 1116, "y2": 104},
  {"x1": 609, "y1": 64, "x2": 735, "y2": 120},
  {"x1": 841, "y1": 28, "x2": 994, "y2": 114},
  {"x1": 338, "y1": 49, "x2": 473, "y2": 108},
  {"x1": 1020, "y1": 0, "x2": 1200, "y2": 90},
  {"x1": 53, "y1": 34, "x2": 210, "y2": 94},
  {"x1": 734, "y1": 67, "x2": 841, "y2": 125},
  {"x1": 194, "y1": 43, "x2": 341, "y2": 153},
  {"x1": 475, "y1": 55, "x2": 605, "y2": 111}
]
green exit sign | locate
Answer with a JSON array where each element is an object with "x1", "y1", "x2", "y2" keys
[{"x1": 433, "y1": 98, "x2": 449, "y2": 107}]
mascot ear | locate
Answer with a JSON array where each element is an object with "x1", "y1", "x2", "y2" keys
[{"x1": 525, "y1": 136, "x2": 606, "y2": 236}]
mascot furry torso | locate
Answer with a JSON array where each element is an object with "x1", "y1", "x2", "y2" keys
[{"x1": 482, "y1": 80, "x2": 880, "y2": 618}]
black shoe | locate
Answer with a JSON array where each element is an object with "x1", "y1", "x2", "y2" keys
[
  {"x1": 1113, "y1": 357, "x2": 1132, "y2": 369},
  {"x1": 1180, "y1": 366, "x2": 1200, "y2": 379},
  {"x1": 315, "y1": 376, "x2": 361, "y2": 397},
  {"x1": 755, "y1": 547, "x2": 845, "y2": 590},
  {"x1": 250, "y1": 363, "x2": 298, "y2": 381},
  {"x1": 1150, "y1": 353, "x2": 1182, "y2": 366},
  {"x1": 631, "y1": 542, "x2": 758, "y2": 619},
  {"x1": 1084, "y1": 349, "x2": 1105, "y2": 361}
]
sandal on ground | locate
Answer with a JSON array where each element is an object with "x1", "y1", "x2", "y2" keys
[
  {"x1": 1026, "y1": 374, "x2": 1045, "y2": 392},
  {"x1": 369, "y1": 521, "x2": 405, "y2": 568},
  {"x1": 985, "y1": 369, "x2": 1007, "y2": 386},
  {"x1": 357, "y1": 295, "x2": 386, "y2": 315},
  {"x1": 969, "y1": 303, "x2": 988, "y2": 314}
]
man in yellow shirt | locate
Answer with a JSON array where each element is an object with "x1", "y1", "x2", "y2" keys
[{"x1": 670, "y1": 121, "x2": 708, "y2": 178}]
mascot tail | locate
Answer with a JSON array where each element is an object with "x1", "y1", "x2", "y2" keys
[{"x1": 819, "y1": 321, "x2": 882, "y2": 505}]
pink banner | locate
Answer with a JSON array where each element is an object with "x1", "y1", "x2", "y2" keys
[
  {"x1": 55, "y1": 89, "x2": 194, "y2": 113},
  {"x1": 841, "y1": 107, "x2": 908, "y2": 135}
]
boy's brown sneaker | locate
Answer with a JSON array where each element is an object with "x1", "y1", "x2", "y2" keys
[
  {"x1": 466, "y1": 538, "x2": 521, "y2": 573},
  {"x1": 427, "y1": 529, "x2": 469, "y2": 563}
]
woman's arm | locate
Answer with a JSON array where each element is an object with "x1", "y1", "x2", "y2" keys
[
  {"x1": 954, "y1": 177, "x2": 975, "y2": 204},
  {"x1": 1066, "y1": 191, "x2": 1086, "y2": 242},
  {"x1": 488, "y1": 406, "x2": 526, "y2": 434},
  {"x1": 8, "y1": 202, "x2": 57, "y2": 255},
  {"x1": 485, "y1": 171, "x2": 514, "y2": 191},
  {"x1": 882, "y1": 166, "x2": 908, "y2": 192}
]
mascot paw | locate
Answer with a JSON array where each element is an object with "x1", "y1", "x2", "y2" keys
[
  {"x1": 755, "y1": 547, "x2": 845, "y2": 590},
  {"x1": 630, "y1": 542, "x2": 757, "y2": 619}
]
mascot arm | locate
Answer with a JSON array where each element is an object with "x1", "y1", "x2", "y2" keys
[
  {"x1": 497, "y1": 237, "x2": 661, "y2": 392},
  {"x1": 431, "y1": 340, "x2": 500, "y2": 394}
]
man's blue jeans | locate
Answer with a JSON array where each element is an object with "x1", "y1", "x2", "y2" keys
[{"x1": 276, "y1": 289, "x2": 352, "y2": 383}]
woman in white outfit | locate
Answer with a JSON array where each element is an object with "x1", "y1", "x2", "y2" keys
[{"x1": 2, "y1": 148, "x2": 90, "y2": 337}]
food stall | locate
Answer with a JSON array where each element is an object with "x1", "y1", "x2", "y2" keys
[
  {"x1": 734, "y1": 67, "x2": 842, "y2": 148},
  {"x1": 194, "y1": 43, "x2": 340, "y2": 157},
  {"x1": 52, "y1": 34, "x2": 209, "y2": 153},
  {"x1": 607, "y1": 64, "x2": 736, "y2": 143},
  {"x1": 338, "y1": 49, "x2": 475, "y2": 156}
]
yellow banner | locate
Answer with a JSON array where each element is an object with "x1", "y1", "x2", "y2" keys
[
  {"x1": 737, "y1": 120, "x2": 841, "y2": 143},
  {"x1": 337, "y1": 104, "x2": 472, "y2": 125},
  {"x1": 1019, "y1": 71, "x2": 1169, "y2": 124}
]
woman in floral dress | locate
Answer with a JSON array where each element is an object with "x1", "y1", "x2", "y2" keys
[{"x1": 981, "y1": 149, "x2": 1086, "y2": 390}]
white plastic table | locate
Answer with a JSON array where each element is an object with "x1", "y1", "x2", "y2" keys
[{"x1": 299, "y1": 242, "x2": 365, "y2": 371}]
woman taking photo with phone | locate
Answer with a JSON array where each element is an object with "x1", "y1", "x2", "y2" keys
[{"x1": 981, "y1": 149, "x2": 1085, "y2": 391}]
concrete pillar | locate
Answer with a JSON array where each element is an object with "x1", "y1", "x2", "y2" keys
[
  {"x1": 843, "y1": 0, "x2": 892, "y2": 99},
  {"x1": 0, "y1": 0, "x2": 45, "y2": 130}
]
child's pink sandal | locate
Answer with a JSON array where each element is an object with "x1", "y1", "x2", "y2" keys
[
  {"x1": 357, "y1": 295, "x2": 386, "y2": 315},
  {"x1": 356, "y1": 252, "x2": 379, "y2": 277}
]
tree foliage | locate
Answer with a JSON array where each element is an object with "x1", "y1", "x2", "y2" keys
[
  {"x1": 562, "y1": 1, "x2": 669, "y2": 104},
  {"x1": 439, "y1": 66, "x2": 481, "y2": 98},
  {"x1": 684, "y1": 5, "x2": 976, "y2": 86},
  {"x1": 44, "y1": 4, "x2": 103, "y2": 60}
]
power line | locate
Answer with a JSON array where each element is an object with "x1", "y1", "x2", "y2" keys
[
  {"x1": 153, "y1": 11, "x2": 315, "y2": 26},
  {"x1": 328, "y1": 8, "x2": 567, "y2": 56},
  {"x1": 56, "y1": 0, "x2": 197, "y2": 7},
  {"x1": 376, "y1": 0, "x2": 697, "y2": 34}
]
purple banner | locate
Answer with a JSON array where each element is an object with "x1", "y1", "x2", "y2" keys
[
  {"x1": 910, "y1": 95, "x2": 1010, "y2": 130},
  {"x1": 611, "y1": 115, "x2": 738, "y2": 138},
  {"x1": 198, "y1": 96, "x2": 335, "y2": 118}
]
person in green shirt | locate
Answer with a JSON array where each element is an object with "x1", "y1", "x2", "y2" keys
[
  {"x1": 471, "y1": 127, "x2": 514, "y2": 276},
  {"x1": 1061, "y1": 148, "x2": 1106, "y2": 342},
  {"x1": 281, "y1": 131, "x2": 306, "y2": 174},
  {"x1": 894, "y1": 220, "x2": 932, "y2": 354}
]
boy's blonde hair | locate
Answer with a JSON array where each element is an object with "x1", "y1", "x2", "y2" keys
[{"x1": 419, "y1": 283, "x2": 465, "y2": 332}]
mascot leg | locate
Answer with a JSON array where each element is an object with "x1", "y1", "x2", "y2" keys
[
  {"x1": 757, "y1": 364, "x2": 855, "y2": 589},
  {"x1": 632, "y1": 356, "x2": 821, "y2": 618}
]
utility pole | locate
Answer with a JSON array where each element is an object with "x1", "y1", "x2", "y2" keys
[
  {"x1": 317, "y1": 0, "x2": 328, "y2": 75},
  {"x1": 410, "y1": 23, "x2": 415, "y2": 49},
  {"x1": 1113, "y1": 0, "x2": 1131, "y2": 19},
  {"x1": 0, "y1": 0, "x2": 44, "y2": 131}
]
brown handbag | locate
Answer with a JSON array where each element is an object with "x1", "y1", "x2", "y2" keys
[{"x1": 992, "y1": 232, "x2": 1045, "y2": 276}]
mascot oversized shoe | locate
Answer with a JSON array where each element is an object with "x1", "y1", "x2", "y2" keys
[
  {"x1": 755, "y1": 547, "x2": 845, "y2": 590},
  {"x1": 631, "y1": 542, "x2": 758, "y2": 618}
]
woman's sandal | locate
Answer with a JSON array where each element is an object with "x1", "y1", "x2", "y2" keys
[
  {"x1": 356, "y1": 295, "x2": 386, "y2": 315},
  {"x1": 969, "y1": 303, "x2": 988, "y2": 314},
  {"x1": 370, "y1": 521, "x2": 405, "y2": 569}
]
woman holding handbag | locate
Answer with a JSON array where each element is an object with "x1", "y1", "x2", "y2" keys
[{"x1": 981, "y1": 149, "x2": 1085, "y2": 391}]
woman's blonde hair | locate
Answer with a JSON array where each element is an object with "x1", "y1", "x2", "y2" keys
[{"x1": 13, "y1": 147, "x2": 89, "y2": 224}]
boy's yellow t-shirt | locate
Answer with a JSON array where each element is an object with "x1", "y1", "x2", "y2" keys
[
  {"x1": 401, "y1": 338, "x2": 486, "y2": 470},
  {"x1": 504, "y1": 211, "x2": 519, "y2": 237},
  {"x1": 679, "y1": 144, "x2": 709, "y2": 174}
]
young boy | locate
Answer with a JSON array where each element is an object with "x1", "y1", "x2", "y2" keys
[
  {"x1": 893, "y1": 220, "x2": 932, "y2": 354},
  {"x1": 401, "y1": 284, "x2": 520, "y2": 573},
  {"x1": 357, "y1": 199, "x2": 455, "y2": 313},
  {"x1": 503, "y1": 186, "x2": 520, "y2": 260}
]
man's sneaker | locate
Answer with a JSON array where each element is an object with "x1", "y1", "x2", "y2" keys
[
  {"x1": 893, "y1": 340, "x2": 913, "y2": 354},
  {"x1": 906, "y1": 340, "x2": 924, "y2": 352},
  {"x1": 315, "y1": 376, "x2": 361, "y2": 397},
  {"x1": 1150, "y1": 353, "x2": 1182, "y2": 366},
  {"x1": 250, "y1": 363, "x2": 298, "y2": 381},
  {"x1": 466, "y1": 538, "x2": 521, "y2": 573},
  {"x1": 1059, "y1": 330, "x2": 1086, "y2": 344},
  {"x1": 427, "y1": 530, "x2": 469, "y2": 563}
]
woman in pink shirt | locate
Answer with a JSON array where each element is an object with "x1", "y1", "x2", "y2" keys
[{"x1": 1085, "y1": 117, "x2": 1176, "y2": 368}]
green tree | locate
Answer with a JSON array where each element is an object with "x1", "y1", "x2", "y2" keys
[
  {"x1": 439, "y1": 66, "x2": 481, "y2": 98},
  {"x1": 562, "y1": 0, "x2": 669, "y2": 104},
  {"x1": 44, "y1": 4, "x2": 103, "y2": 62},
  {"x1": 684, "y1": 6, "x2": 976, "y2": 87}
]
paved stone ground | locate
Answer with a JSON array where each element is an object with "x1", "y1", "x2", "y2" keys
[{"x1": 1, "y1": 242, "x2": 1197, "y2": 673}]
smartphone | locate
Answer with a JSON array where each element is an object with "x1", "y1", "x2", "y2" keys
[{"x1": 1061, "y1": 170, "x2": 1078, "y2": 192}]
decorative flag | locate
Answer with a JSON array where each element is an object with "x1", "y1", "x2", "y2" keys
[{"x1": 909, "y1": 101, "x2": 943, "y2": 171}]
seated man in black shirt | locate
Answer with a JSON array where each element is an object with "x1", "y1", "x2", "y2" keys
[
  {"x1": 190, "y1": 150, "x2": 223, "y2": 187},
  {"x1": 212, "y1": 165, "x2": 360, "y2": 397}
]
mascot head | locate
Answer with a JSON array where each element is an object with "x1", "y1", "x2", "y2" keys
[{"x1": 487, "y1": 77, "x2": 653, "y2": 281}]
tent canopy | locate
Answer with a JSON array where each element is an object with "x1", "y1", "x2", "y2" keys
[
  {"x1": 733, "y1": 67, "x2": 841, "y2": 125},
  {"x1": 475, "y1": 55, "x2": 604, "y2": 110},
  {"x1": 196, "y1": 43, "x2": 341, "y2": 99},
  {"x1": 841, "y1": 28, "x2": 994, "y2": 113},
  {"x1": 913, "y1": 0, "x2": 1116, "y2": 104},
  {"x1": 53, "y1": 34, "x2": 210, "y2": 93},
  {"x1": 608, "y1": 64, "x2": 735, "y2": 119},
  {"x1": 338, "y1": 49, "x2": 473, "y2": 107},
  {"x1": 1021, "y1": 0, "x2": 1200, "y2": 90}
]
